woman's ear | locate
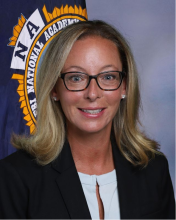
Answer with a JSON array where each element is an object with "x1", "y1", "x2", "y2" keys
[
  {"x1": 51, "y1": 83, "x2": 59, "y2": 101},
  {"x1": 121, "y1": 78, "x2": 126, "y2": 96}
]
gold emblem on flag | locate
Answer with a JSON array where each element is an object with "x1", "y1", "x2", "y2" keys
[{"x1": 9, "y1": 4, "x2": 88, "y2": 134}]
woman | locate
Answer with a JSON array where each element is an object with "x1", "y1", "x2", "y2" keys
[{"x1": 0, "y1": 20, "x2": 175, "y2": 219}]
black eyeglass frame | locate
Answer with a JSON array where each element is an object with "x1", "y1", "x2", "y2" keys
[{"x1": 60, "y1": 71, "x2": 126, "y2": 92}]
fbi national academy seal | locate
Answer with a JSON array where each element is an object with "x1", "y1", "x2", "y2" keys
[{"x1": 8, "y1": 4, "x2": 87, "y2": 133}]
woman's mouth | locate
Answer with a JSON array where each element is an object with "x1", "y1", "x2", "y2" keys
[{"x1": 80, "y1": 109, "x2": 103, "y2": 114}]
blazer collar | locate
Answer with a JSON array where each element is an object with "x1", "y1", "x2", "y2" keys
[
  {"x1": 52, "y1": 138, "x2": 141, "y2": 219},
  {"x1": 52, "y1": 139, "x2": 74, "y2": 173},
  {"x1": 51, "y1": 140, "x2": 91, "y2": 219},
  {"x1": 111, "y1": 136, "x2": 141, "y2": 219}
]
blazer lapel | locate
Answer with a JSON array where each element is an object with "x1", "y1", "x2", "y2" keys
[
  {"x1": 51, "y1": 140, "x2": 91, "y2": 219},
  {"x1": 111, "y1": 138, "x2": 141, "y2": 219}
]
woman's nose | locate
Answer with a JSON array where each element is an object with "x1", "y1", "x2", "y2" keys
[{"x1": 84, "y1": 78, "x2": 102, "y2": 101}]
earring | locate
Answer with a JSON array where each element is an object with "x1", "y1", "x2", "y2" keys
[
  {"x1": 121, "y1": 95, "x2": 126, "y2": 99},
  {"x1": 53, "y1": 97, "x2": 57, "y2": 101}
]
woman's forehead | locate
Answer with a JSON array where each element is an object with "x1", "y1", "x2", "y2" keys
[{"x1": 62, "y1": 36, "x2": 122, "y2": 73}]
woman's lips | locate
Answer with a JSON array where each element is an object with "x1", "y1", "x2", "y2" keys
[
  {"x1": 80, "y1": 109, "x2": 103, "y2": 114},
  {"x1": 78, "y1": 108, "x2": 105, "y2": 118}
]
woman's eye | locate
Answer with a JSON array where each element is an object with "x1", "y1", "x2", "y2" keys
[
  {"x1": 68, "y1": 75, "x2": 84, "y2": 82},
  {"x1": 103, "y1": 74, "x2": 116, "y2": 80},
  {"x1": 71, "y1": 76, "x2": 81, "y2": 81}
]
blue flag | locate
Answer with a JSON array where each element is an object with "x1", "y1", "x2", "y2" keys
[{"x1": 0, "y1": 0, "x2": 88, "y2": 159}]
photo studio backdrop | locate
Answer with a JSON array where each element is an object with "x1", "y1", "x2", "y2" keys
[{"x1": 0, "y1": 0, "x2": 175, "y2": 193}]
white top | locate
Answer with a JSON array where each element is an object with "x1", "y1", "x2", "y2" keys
[{"x1": 78, "y1": 170, "x2": 120, "y2": 219}]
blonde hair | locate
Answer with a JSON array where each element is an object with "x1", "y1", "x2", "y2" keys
[{"x1": 12, "y1": 20, "x2": 161, "y2": 166}]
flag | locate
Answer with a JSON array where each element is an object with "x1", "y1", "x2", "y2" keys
[{"x1": 0, "y1": 0, "x2": 88, "y2": 159}]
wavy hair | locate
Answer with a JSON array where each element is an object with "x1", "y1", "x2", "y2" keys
[{"x1": 11, "y1": 20, "x2": 161, "y2": 166}]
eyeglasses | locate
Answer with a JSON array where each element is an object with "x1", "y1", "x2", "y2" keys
[{"x1": 60, "y1": 71, "x2": 125, "y2": 92}]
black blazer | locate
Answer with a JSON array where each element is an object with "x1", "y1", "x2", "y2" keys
[{"x1": 0, "y1": 139, "x2": 175, "y2": 219}]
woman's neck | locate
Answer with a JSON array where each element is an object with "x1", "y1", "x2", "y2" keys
[{"x1": 67, "y1": 127, "x2": 115, "y2": 175}]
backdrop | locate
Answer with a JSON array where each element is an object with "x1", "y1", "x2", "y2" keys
[
  {"x1": 86, "y1": 0, "x2": 175, "y2": 193},
  {"x1": 0, "y1": 0, "x2": 175, "y2": 194}
]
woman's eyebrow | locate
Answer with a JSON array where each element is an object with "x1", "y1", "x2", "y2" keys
[
  {"x1": 63, "y1": 65, "x2": 121, "y2": 73},
  {"x1": 100, "y1": 64, "x2": 121, "y2": 71},
  {"x1": 63, "y1": 65, "x2": 86, "y2": 72}
]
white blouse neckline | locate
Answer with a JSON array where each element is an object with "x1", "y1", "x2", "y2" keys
[
  {"x1": 78, "y1": 169, "x2": 117, "y2": 186},
  {"x1": 78, "y1": 169, "x2": 120, "y2": 219}
]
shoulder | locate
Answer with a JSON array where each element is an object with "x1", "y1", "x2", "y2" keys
[
  {"x1": 138, "y1": 154, "x2": 175, "y2": 218},
  {"x1": 149, "y1": 152, "x2": 168, "y2": 165},
  {"x1": 137, "y1": 153, "x2": 173, "y2": 194},
  {"x1": 136, "y1": 153, "x2": 173, "y2": 194},
  {"x1": 1, "y1": 149, "x2": 34, "y2": 164},
  {"x1": 0, "y1": 150, "x2": 47, "y2": 182},
  {"x1": 0, "y1": 150, "x2": 54, "y2": 204},
  {"x1": 0, "y1": 150, "x2": 37, "y2": 169},
  {"x1": 148, "y1": 152, "x2": 168, "y2": 167},
  {"x1": 144, "y1": 153, "x2": 169, "y2": 173},
  {"x1": 138, "y1": 153, "x2": 169, "y2": 177}
]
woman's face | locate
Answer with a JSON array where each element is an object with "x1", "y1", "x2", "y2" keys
[{"x1": 52, "y1": 36, "x2": 126, "y2": 135}]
